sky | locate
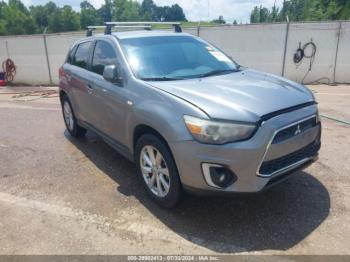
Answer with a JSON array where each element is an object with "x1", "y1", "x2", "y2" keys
[{"x1": 19, "y1": 0, "x2": 283, "y2": 24}]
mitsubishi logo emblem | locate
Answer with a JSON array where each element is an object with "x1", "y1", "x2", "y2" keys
[{"x1": 295, "y1": 124, "x2": 301, "y2": 135}]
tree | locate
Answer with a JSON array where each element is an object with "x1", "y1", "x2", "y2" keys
[
  {"x1": 0, "y1": 0, "x2": 36, "y2": 35},
  {"x1": 98, "y1": 0, "x2": 113, "y2": 22},
  {"x1": 122, "y1": 1, "x2": 141, "y2": 21},
  {"x1": 29, "y1": 2, "x2": 58, "y2": 32},
  {"x1": 259, "y1": 6, "x2": 270, "y2": 22},
  {"x1": 110, "y1": 0, "x2": 141, "y2": 22},
  {"x1": 8, "y1": 0, "x2": 28, "y2": 15},
  {"x1": 212, "y1": 15, "x2": 226, "y2": 24},
  {"x1": 250, "y1": 6, "x2": 260, "y2": 23},
  {"x1": 140, "y1": 0, "x2": 157, "y2": 20},
  {"x1": 0, "y1": 0, "x2": 188, "y2": 35},
  {"x1": 250, "y1": 0, "x2": 350, "y2": 23},
  {"x1": 80, "y1": 0, "x2": 102, "y2": 28},
  {"x1": 48, "y1": 5, "x2": 80, "y2": 32},
  {"x1": 166, "y1": 4, "x2": 186, "y2": 21}
]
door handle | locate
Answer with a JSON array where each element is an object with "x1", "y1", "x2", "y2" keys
[
  {"x1": 86, "y1": 84, "x2": 93, "y2": 94},
  {"x1": 66, "y1": 74, "x2": 72, "y2": 82}
]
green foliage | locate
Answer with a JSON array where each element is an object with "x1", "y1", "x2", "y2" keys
[
  {"x1": 139, "y1": 0, "x2": 186, "y2": 22},
  {"x1": 47, "y1": 5, "x2": 80, "y2": 33},
  {"x1": 250, "y1": 0, "x2": 350, "y2": 23},
  {"x1": 80, "y1": 1, "x2": 102, "y2": 29},
  {"x1": 0, "y1": 0, "x2": 37, "y2": 35},
  {"x1": 211, "y1": 16, "x2": 226, "y2": 24},
  {"x1": 0, "y1": 0, "x2": 187, "y2": 35}
]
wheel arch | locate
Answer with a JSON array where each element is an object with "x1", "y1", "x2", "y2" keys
[
  {"x1": 133, "y1": 124, "x2": 171, "y2": 153},
  {"x1": 132, "y1": 124, "x2": 180, "y2": 170},
  {"x1": 59, "y1": 90, "x2": 67, "y2": 101},
  {"x1": 132, "y1": 124, "x2": 184, "y2": 190}
]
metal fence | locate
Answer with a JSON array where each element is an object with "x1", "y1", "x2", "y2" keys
[{"x1": 0, "y1": 21, "x2": 349, "y2": 85}]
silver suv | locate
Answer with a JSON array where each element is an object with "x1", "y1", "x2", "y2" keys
[{"x1": 59, "y1": 23, "x2": 321, "y2": 207}]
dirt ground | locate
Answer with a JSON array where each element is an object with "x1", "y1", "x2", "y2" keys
[{"x1": 0, "y1": 84, "x2": 349, "y2": 255}]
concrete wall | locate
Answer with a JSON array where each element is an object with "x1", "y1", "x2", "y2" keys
[
  {"x1": 198, "y1": 23, "x2": 286, "y2": 76},
  {"x1": 0, "y1": 34, "x2": 50, "y2": 84},
  {"x1": 0, "y1": 21, "x2": 349, "y2": 85},
  {"x1": 284, "y1": 22, "x2": 340, "y2": 84},
  {"x1": 335, "y1": 22, "x2": 350, "y2": 83},
  {"x1": 45, "y1": 32, "x2": 85, "y2": 84}
]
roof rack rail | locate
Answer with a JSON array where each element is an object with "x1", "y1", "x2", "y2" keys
[
  {"x1": 86, "y1": 25, "x2": 154, "y2": 36},
  {"x1": 86, "y1": 26, "x2": 106, "y2": 37},
  {"x1": 86, "y1": 22, "x2": 182, "y2": 37},
  {"x1": 104, "y1": 22, "x2": 182, "y2": 34}
]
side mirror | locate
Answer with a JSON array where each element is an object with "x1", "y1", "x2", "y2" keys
[{"x1": 103, "y1": 65, "x2": 123, "y2": 85}]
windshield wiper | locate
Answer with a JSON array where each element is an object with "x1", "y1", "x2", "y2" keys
[
  {"x1": 198, "y1": 69, "x2": 237, "y2": 78},
  {"x1": 141, "y1": 77, "x2": 184, "y2": 81}
]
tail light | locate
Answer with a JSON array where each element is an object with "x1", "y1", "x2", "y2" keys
[{"x1": 59, "y1": 67, "x2": 64, "y2": 78}]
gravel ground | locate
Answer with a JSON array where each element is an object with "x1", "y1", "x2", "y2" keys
[{"x1": 0, "y1": 85, "x2": 349, "y2": 255}]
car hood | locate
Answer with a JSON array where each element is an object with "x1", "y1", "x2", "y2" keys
[{"x1": 148, "y1": 69, "x2": 315, "y2": 122}]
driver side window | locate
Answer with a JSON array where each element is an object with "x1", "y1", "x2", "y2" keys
[{"x1": 92, "y1": 41, "x2": 118, "y2": 75}]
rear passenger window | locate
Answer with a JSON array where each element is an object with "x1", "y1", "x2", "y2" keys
[
  {"x1": 72, "y1": 41, "x2": 92, "y2": 69},
  {"x1": 92, "y1": 41, "x2": 117, "y2": 75}
]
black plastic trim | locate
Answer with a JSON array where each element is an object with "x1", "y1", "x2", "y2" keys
[{"x1": 259, "y1": 101, "x2": 317, "y2": 124}]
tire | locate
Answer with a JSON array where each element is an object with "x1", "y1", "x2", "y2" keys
[
  {"x1": 135, "y1": 134, "x2": 182, "y2": 208},
  {"x1": 61, "y1": 95, "x2": 87, "y2": 138}
]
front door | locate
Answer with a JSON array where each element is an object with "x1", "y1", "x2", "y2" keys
[{"x1": 86, "y1": 40, "x2": 129, "y2": 146}]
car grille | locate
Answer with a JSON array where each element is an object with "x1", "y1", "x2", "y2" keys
[
  {"x1": 259, "y1": 141, "x2": 320, "y2": 176},
  {"x1": 272, "y1": 116, "x2": 317, "y2": 144}
]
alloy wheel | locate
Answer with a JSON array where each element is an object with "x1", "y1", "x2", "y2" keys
[
  {"x1": 63, "y1": 101, "x2": 74, "y2": 132},
  {"x1": 140, "y1": 145, "x2": 171, "y2": 198}
]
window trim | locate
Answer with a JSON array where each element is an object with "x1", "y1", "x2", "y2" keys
[
  {"x1": 66, "y1": 45, "x2": 78, "y2": 64},
  {"x1": 71, "y1": 40, "x2": 94, "y2": 70},
  {"x1": 91, "y1": 40, "x2": 118, "y2": 76}
]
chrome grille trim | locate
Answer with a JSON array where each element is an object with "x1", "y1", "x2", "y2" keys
[{"x1": 256, "y1": 114, "x2": 317, "y2": 178}]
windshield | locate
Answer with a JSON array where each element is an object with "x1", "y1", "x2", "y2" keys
[{"x1": 119, "y1": 35, "x2": 239, "y2": 80}]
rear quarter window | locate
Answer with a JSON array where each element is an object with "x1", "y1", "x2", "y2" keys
[
  {"x1": 72, "y1": 41, "x2": 92, "y2": 69},
  {"x1": 66, "y1": 45, "x2": 77, "y2": 64}
]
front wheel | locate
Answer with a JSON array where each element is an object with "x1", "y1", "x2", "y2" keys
[{"x1": 135, "y1": 134, "x2": 182, "y2": 208}]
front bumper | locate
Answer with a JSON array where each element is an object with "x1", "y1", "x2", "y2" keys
[{"x1": 170, "y1": 105, "x2": 321, "y2": 194}]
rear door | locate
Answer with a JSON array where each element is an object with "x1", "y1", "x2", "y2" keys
[{"x1": 69, "y1": 40, "x2": 96, "y2": 124}]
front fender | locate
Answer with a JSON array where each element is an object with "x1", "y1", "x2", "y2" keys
[{"x1": 126, "y1": 90, "x2": 207, "y2": 154}]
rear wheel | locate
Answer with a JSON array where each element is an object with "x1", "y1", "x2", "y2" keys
[
  {"x1": 135, "y1": 134, "x2": 182, "y2": 208},
  {"x1": 61, "y1": 95, "x2": 87, "y2": 137}
]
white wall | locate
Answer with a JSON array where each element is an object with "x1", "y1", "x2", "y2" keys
[
  {"x1": 46, "y1": 32, "x2": 85, "y2": 84},
  {"x1": 335, "y1": 22, "x2": 350, "y2": 83},
  {"x1": 284, "y1": 22, "x2": 340, "y2": 84},
  {"x1": 199, "y1": 23, "x2": 286, "y2": 76},
  {"x1": 0, "y1": 21, "x2": 349, "y2": 85},
  {"x1": 0, "y1": 34, "x2": 50, "y2": 84}
]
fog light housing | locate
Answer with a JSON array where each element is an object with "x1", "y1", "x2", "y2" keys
[{"x1": 202, "y1": 163, "x2": 237, "y2": 188}]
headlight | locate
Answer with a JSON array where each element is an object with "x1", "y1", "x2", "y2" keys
[{"x1": 184, "y1": 115, "x2": 256, "y2": 144}]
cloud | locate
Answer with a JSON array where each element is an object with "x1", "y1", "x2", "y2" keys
[{"x1": 19, "y1": 0, "x2": 283, "y2": 23}]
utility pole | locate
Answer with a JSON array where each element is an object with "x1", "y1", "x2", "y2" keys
[
  {"x1": 282, "y1": 15, "x2": 290, "y2": 77},
  {"x1": 42, "y1": 27, "x2": 53, "y2": 85},
  {"x1": 208, "y1": 0, "x2": 210, "y2": 22}
]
